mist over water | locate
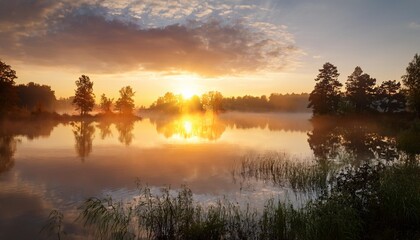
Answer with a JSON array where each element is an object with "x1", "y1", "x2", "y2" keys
[{"x1": 0, "y1": 112, "x2": 417, "y2": 239}]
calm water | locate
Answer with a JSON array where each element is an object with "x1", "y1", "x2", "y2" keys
[
  {"x1": 2, "y1": 112, "x2": 413, "y2": 239},
  {"x1": 0, "y1": 112, "x2": 314, "y2": 239}
]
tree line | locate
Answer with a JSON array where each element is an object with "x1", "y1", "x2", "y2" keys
[
  {"x1": 308, "y1": 54, "x2": 420, "y2": 115},
  {"x1": 72, "y1": 75, "x2": 136, "y2": 116},
  {"x1": 0, "y1": 60, "x2": 136, "y2": 117},
  {"x1": 3, "y1": 53, "x2": 419, "y2": 117},
  {"x1": 1, "y1": 59, "x2": 309, "y2": 117},
  {"x1": 148, "y1": 92, "x2": 310, "y2": 113}
]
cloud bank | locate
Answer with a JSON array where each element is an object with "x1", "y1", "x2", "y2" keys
[{"x1": 0, "y1": 0, "x2": 299, "y2": 76}]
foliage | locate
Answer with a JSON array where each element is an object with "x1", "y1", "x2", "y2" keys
[
  {"x1": 75, "y1": 161, "x2": 420, "y2": 240},
  {"x1": 402, "y1": 53, "x2": 420, "y2": 114},
  {"x1": 397, "y1": 120, "x2": 420, "y2": 155},
  {"x1": 78, "y1": 197, "x2": 133, "y2": 240},
  {"x1": 38, "y1": 135, "x2": 418, "y2": 240},
  {"x1": 232, "y1": 152, "x2": 332, "y2": 194},
  {"x1": 376, "y1": 163, "x2": 420, "y2": 239},
  {"x1": 73, "y1": 75, "x2": 95, "y2": 115},
  {"x1": 201, "y1": 91, "x2": 223, "y2": 112},
  {"x1": 223, "y1": 95, "x2": 271, "y2": 112},
  {"x1": 41, "y1": 210, "x2": 66, "y2": 240},
  {"x1": 0, "y1": 60, "x2": 17, "y2": 115},
  {"x1": 149, "y1": 92, "x2": 183, "y2": 113},
  {"x1": 16, "y1": 82, "x2": 57, "y2": 112},
  {"x1": 375, "y1": 80, "x2": 406, "y2": 113},
  {"x1": 308, "y1": 62, "x2": 342, "y2": 114},
  {"x1": 345, "y1": 66, "x2": 376, "y2": 112},
  {"x1": 115, "y1": 86, "x2": 135, "y2": 115},
  {"x1": 100, "y1": 93, "x2": 114, "y2": 113}
]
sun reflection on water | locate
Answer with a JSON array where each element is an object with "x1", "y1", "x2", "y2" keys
[
  {"x1": 152, "y1": 113, "x2": 225, "y2": 142},
  {"x1": 183, "y1": 120, "x2": 193, "y2": 135}
]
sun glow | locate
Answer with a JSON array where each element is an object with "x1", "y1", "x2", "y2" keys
[
  {"x1": 183, "y1": 120, "x2": 193, "y2": 135},
  {"x1": 172, "y1": 74, "x2": 202, "y2": 99},
  {"x1": 180, "y1": 88, "x2": 196, "y2": 99}
]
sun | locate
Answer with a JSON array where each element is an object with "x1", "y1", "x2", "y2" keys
[
  {"x1": 171, "y1": 74, "x2": 202, "y2": 99},
  {"x1": 180, "y1": 87, "x2": 196, "y2": 99}
]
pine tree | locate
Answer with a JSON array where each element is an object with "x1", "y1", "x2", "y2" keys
[
  {"x1": 345, "y1": 67, "x2": 376, "y2": 112},
  {"x1": 376, "y1": 80, "x2": 406, "y2": 113},
  {"x1": 308, "y1": 62, "x2": 342, "y2": 114},
  {"x1": 402, "y1": 53, "x2": 420, "y2": 114}
]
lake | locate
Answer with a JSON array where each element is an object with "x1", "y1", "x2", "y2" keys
[{"x1": 0, "y1": 112, "x2": 414, "y2": 239}]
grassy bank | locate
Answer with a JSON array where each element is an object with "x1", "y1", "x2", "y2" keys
[{"x1": 42, "y1": 156, "x2": 420, "y2": 240}]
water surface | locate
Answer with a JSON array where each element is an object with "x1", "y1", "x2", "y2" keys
[{"x1": 0, "y1": 112, "x2": 313, "y2": 239}]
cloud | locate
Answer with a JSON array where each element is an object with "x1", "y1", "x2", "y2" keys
[
  {"x1": 408, "y1": 22, "x2": 420, "y2": 30},
  {"x1": 0, "y1": 0, "x2": 299, "y2": 76}
]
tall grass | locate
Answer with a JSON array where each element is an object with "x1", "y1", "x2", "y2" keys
[
  {"x1": 42, "y1": 153, "x2": 420, "y2": 240},
  {"x1": 231, "y1": 152, "x2": 338, "y2": 194}
]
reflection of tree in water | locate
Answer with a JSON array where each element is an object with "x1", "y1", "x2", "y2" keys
[
  {"x1": 397, "y1": 121, "x2": 420, "y2": 162},
  {"x1": 0, "y1": 136, "x2": 19, "y2": 173},
  {"x1": 96, "y1": 120, "x2": 113, "y2": 139},
  {"x1": 152, "y1": 114, "x2": 226, "y2": 141},
  {"x1": 220, "y1": 112, "x2": 312, "y2": 132},
  {"x1": 0, "y1": 119, "x2": 57, "y2": 140},
  {"x1": 72, "y1": 121, "x2": 95, "y2": 161},
  {"x1": 308, "y1": 117, "x2": 399, "y2": 165},
  {"x1": 307, "y1": 119, "x2": 342, "y2": 162},
  {"x1": 115, "y1": 120, "x2": 135, "y2": 146}
]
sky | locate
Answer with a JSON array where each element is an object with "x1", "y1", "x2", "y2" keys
[{"x1": 1, "y1": 0, "x2": 419, "y2": 106}]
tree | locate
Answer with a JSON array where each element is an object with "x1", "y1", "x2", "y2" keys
[
  {"x1": 185, "y1": 95, "x2": 203, "y2": 112},
  {"x1": 201, "y1": 91, "x2": 223, "y2": 112},
  {"x1": 115, "y1": 86, "x2": 135, "y2": 115},
  {"x1": 402, "y1": 53, "x2": 420, "y2": 114},
  {"x1": 345, "y1": 67, "x2": 376, "y2": 112},
  {"x1": 16, "y1": 82, "x2": 56, "y2": 112},
  {"x1": 73, "y1": 75, "x2": 95, "y2": 115},
  {"x1": 376, "y1": 80, "x2": 406, "y2": 113},
  {"x1": 99, "y1": 94, "x2": 113, "y2": 114},
  {"x1": 308, "y1": 62, "x2": 342, "y2": 114},
  {"x1": 0, "y1": 60, "x2": 17, "y2": 115}
]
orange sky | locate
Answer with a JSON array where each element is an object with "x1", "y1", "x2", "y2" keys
[{"x1": 2, "y1": 0, "x2": 419, "y2": 106}]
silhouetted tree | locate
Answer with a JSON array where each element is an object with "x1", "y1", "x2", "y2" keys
[
  {"x1": 16, "y1": 82, "x2": 56, "y2": 112},
  {"x1": 99, "y1": 94, "x2": 113, "y2": 114},
  {"x1": 149, "y1": 92, "x2": 183, "y2": 113},
  {"x1": 185, "y1": 95, "x2": 203, "y2": 112},
  {"x1": 375, "y1": 80, "x2": 406, "y2": 113},
  {"x1": 269, "y1": 93, "x2": 310, "y2": 112},
  {"x1": 115, "y1": 86, "x2": 135, "y2": 115},
  {"x1": 0, "y1": 60, "x2": 17, "y2": 115},
  {"x1": 345, "y1": 67, "x2": 376, "y2": 112},
  {"x1": 308, "y1": 63, "x2": 342, "y2": 114},
  {"x1": 202, "y1": 91, "x2": 223, "y2": 112},
  {"x1": 73, "y1": 75, "x2": 95, "y2": 115},
  {"x1": 402, "y1": 53, "x2": 420, "y2": 114}
]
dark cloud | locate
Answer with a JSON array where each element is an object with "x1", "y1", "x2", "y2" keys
[{"x1": 0, "y1": 0, "x2": 298, "y2": 76}]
